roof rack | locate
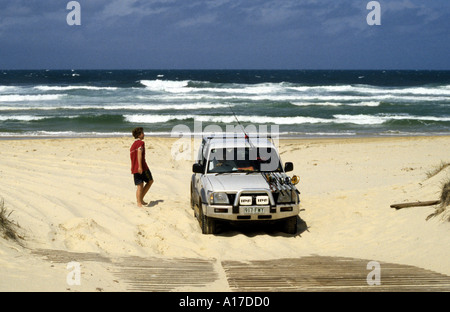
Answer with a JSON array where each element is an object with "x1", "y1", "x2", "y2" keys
[{"x1": 204, "y1": 133, "x2": 273, "y2": 140}]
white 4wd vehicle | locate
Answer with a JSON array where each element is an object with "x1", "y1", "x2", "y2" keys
[{"x1": 190, "y1": 134, "x2": 300, "y2": 234}]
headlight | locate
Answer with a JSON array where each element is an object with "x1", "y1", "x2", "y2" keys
[
  {"x1": 210, "y1": 192, "x2": 230, "y2": 205},
  {"x1": 277, "y1": 191, "x2": 297, "y2": 204}
]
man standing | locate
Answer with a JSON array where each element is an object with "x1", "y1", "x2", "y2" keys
[{"x1": 130, "y1": 127, "x2": 153, "y2": 207}]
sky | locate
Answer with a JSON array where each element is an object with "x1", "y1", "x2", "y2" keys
[{"x1": 0, "y1": 0, "x2": 449, "y2": 70}]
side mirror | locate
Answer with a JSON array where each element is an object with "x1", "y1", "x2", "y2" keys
[
  {"x1": 284, "y1": 162, "x2": 294, "y2": 172},
  {"x1": 192, "y1": 163, "x2": 204, "y2": 174}
]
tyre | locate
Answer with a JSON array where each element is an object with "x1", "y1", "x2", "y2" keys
[
  {"x1": 283, "y1": 216, "x2": 298, "y2": 234},
  {"x1": 190, "y1": 184, "x2": 195, "y2": 210},
  {"x1": 199, "y1": 205, "x2": 216, "y2": 235}
]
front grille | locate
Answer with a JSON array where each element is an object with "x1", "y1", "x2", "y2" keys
[
  {"x1": 272, "y1": 192, "x2": 279, "y2": 203},
  {"x1": 227, "y1": 194, "x2": 236, "y2": 204}
]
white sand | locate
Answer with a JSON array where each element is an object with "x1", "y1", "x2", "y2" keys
[{"x1": 0, "y1": 135, "x2": 449, "y2": 291}]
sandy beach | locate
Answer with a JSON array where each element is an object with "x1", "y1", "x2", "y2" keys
[{"x1": 0, "y1": 135, "x2": 449, "y2": 292}]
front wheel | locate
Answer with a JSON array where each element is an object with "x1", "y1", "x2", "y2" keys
[
  {"x1": 199, "y1": 206, "x2": 216, "y2": 235},
  {"x1": 190, "y1": 184, "x2": 195, "y2": 210},
  {"x1": 282, "y1": 216, "x2": 298, "y2": 234}
]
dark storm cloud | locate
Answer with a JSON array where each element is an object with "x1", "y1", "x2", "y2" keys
[{"x1": 0, "y1": 0, "x2": 448, "y2": 69}]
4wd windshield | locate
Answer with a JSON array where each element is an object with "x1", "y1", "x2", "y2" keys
[{"x1": 207, "y1": 147, "x2": 282, "y2": 173}]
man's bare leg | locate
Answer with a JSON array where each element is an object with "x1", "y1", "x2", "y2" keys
[
  {"x1": 141, "y1": 180, "x2": 153, "y2": 205},
  {"x1": 136, "y1": 183, "x2": 144, "y2": 207},
  {"x1": 137, "y1": 180, "x2": 153, "y2": 207}
]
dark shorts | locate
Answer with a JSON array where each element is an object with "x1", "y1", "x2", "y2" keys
[{"x1": 133, "y1": 169, "x2": 153, "y2": 185}]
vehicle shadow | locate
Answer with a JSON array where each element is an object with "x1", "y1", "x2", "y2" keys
[{"x1": 216, "y1": 216, "x2": 308, "y2": 238}]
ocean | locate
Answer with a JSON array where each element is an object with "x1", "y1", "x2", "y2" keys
[{"x1": 0, "y1": 70, "x2": 449, "y2": 138}]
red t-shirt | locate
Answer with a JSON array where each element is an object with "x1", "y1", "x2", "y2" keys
[{"x1": 130, "y1": 139, "x2": 149, "y2": 174}]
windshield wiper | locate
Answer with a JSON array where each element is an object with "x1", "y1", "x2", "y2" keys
[{"x1": 213, "y1": 172, "x2": 233, "y2": 176}]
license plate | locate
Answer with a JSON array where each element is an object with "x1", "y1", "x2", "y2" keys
[{"x1": 243, "y1": 207, "x2": 265, "y2": 214}]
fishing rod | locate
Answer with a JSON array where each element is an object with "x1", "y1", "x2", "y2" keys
[
  {"x1": 262, "y1": 172, "x2": 277, "y2": 193},
  {"x1": 227, "y1": 103, "x2": 253, "y2": 145}
]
